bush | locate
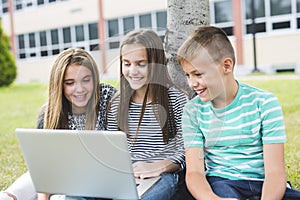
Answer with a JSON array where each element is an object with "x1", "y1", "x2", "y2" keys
[{"x1": 0, "y1": 21, "x2": 17, "y2": 87}]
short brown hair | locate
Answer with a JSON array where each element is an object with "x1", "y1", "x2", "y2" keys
[{"x1": 177, "y1": 26, "x2": 236, "y2": 67}]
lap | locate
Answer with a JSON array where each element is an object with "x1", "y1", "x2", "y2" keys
[
  {"x1": 64, "y1": 173, "x2": 178, "y2": 200},
  {"x1": 141, "y1": 173, "x2": 178, "y2": 200},
  {"x1": 207, "y1": 176, "x2": 300, "y2": 200}
]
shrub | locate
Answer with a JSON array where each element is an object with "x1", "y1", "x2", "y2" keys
[{"x1": 0, "y1": 21, "x2": 17, "y2": 87}]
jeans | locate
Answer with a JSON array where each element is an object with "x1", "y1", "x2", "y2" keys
[
  {"x1": 207, "y1": 176, "x2": 300, "y2": 200},
  {"x1": 65, "y1": 173, "x2": 178, "y2": 200}
]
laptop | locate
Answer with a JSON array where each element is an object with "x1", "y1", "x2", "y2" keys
[{"x1": 15, "y1": 128, "x2": 161, "y2": 200}]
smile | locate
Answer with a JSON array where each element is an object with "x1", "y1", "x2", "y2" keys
[
  {"x1": 130, "y1": 76, "x2": 144, "y2": 81},
  {"x1": 195, "y1": 88, "x2": 206, "y2": 95},
  {"x1": 73, "y1": 94, "x2": 87, "y2": 100}
]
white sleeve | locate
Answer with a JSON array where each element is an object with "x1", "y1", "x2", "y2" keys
[{"x1": 6, "y1": 171, "x2": 37, "y2": 200}]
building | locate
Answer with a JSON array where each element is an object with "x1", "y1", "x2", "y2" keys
[{"x1": 1, "y1": 0, "x2": 300, "y2": 83}]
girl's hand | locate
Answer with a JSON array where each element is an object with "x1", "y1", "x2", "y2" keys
[
  {"x1": 132, "y1": 161, "x2": 162, "y2": 179},
  {"x1": 37, "y1": 193, "x2": 50, "y2": 200}
]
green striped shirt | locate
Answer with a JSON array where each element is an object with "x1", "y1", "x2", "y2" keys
[{"x1": 182, "y1": 81, "x2": 286, "y2": 180}]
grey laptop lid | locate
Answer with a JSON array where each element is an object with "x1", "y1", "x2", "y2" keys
[{"x1": 16, "y1": 128, "x2": 160, "y2": 200}]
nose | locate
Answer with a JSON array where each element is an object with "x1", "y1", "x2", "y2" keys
[
  {"x1": 188, "y1": 76, "x2": 198, "y2": 88},
  {"x1": 75, "y1": 82, "x2": 83, "y2": 92},
  {"x1": 129, "y1": 64, "x2": 138, "y2": 75}
]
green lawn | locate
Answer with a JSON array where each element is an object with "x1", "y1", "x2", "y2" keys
[{"x1": 0, "y1": 76, "x2": 299, "y2": 191}]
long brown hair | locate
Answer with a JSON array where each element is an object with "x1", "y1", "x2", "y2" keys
[
  {"x1": 44, "y1": 48, "x2": 100, "y2": 130},
  {"x1": 118, "y1": 29, "x2": 177, "y2": 143}
]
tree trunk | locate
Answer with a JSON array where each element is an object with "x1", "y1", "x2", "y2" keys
[{"x1": 165, "y1": 0, "x2": 210, "y2": 99}]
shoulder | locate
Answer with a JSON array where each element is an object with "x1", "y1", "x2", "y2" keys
[
  {"x1": 36, "y1": 104, "x2": 47, "y2": 129},
  {"x1": 100, "y1": 83, "x2": 117, "y2": 100},
  {"x1": 168, "y1": 87, "x2": 188, "y2": 103},
  {"x1": 110, "y1": 91, "x2": 121, "y2": 105},
  {"x1": 238, "y1": 82, "x2": 277, "y2": 100}
]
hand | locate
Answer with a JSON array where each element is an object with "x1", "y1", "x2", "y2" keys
[
  {"x1": 37, "y1": 193, "x2": 50, "y2": 200},
  {"x1": 132, "y1": 161, "x2": 162, "y2": 179},
  {"x1": 0, "y1": 192, "x2": 17, "y2": 200}
]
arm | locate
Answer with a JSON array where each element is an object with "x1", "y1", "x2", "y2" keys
[
  {"x1": 132, "y1": 160, "x2": 180, "y2": 179},
  {"x1": 261, "y1": 143, "x2": 286, "y2": 200},
  {"x1": 186, "y1": 147, "x2": 217, "y2": 200},
  {"x1": 185, "y1": 147, "x2": 237, "y2": 200},
  {"x1": 259, "y1": 93, "x2": 287, "y2": 199}
]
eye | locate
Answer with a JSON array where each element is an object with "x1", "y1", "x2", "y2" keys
[
  {"x1": 83, "y1": 78, "x2": 91, "y2": 82},
  {"x1": 185, "y1": 73, "x2": 190, "y2": 78},
  {"x1": 138, "y1": 62, "x2": 147, "y2": 67},
  {"x1": 123, "y1": 62, "x2": 131, "y2": 67},
  {"x1": 195, "y1": 73, "x2": 202, "y2": 77},
  {"x1": 64, "y1": 81, "x2": 74, "y2": 86}
]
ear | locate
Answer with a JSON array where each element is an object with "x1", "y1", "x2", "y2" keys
[{"x1": 222, "y1": 58, "x2": 234, "y2": 74}]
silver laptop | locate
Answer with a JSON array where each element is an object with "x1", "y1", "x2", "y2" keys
[{"x1": 15, "y1": 128, "x2": 160, "y2": 200}]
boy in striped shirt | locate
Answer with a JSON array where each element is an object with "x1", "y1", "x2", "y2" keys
[{"x1": 177, "y1": 26, "x2": 300, "y2": 200}]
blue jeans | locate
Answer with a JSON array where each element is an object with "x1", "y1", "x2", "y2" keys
[
  {"x1": 207, "y1": 176, "x2": 300, "y2": 200},
  {"x1": 65, "y1": 173, "x2": 178, "y2": 200}
]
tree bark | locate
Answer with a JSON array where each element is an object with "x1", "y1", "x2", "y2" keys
[{"x1": 165, "y1": 0, "x2": 210, "y2": 99}]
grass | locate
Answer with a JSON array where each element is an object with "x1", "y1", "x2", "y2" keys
[
  {"x1": 0, "y1": 83, "x2": 47, "y2": 190},
  {"x1": 0, "y1": 77, "x2": 299, "y2": 190},
  {"x1": 241, "y1": 77, "x2": 300, "y2": 189}
]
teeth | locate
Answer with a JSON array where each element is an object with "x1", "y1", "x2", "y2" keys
[
  {"x1": 75, "y1": 95, "x2": 85, "y2": 98},
  {"x1": 131, "y1": 77, "x2": 142, "y2": 81},
  {"x1": 196, "y1": 89, "x2": 204, "y2": 94}
]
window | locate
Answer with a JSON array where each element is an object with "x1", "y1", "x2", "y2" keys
[
  {"x1": 30, "y1": 52, "x2": 36, "y2": 57},
  {"x1": 41, "y1": 50, "x2": 48, "y2": 57},
  {"x1": 108, "y1": 19, "x2": 119, "y2": 37},
  {"x1": 29, "y1": 33, "x2": 36, "y2": 48},
  {"x1": 139, "y1": 14, "x2": 152, "y2": 28},
  {"x1": 270, "y1": 0, "x2": 291, "y2": 16},
  {"x1": 18, "y1": 34, "x2": 25, "y2": 49},
  {"x1": 88, "y1": 23, "x2": 98, "y2": 40},
  {"x1": 51, "y1": 29, "x2": 59, "y2": 45},
  {"x1": 63, "y1": 27, "x2": 71, "y2": 43},
  {"x1": 37, "y1": 0, "x2": 44, "y2": 5},
  {"x1": 109, "y1": 41, "x2": 119, "y2": 49},
  {"x1": 52, "y1": 49, "x2": 60, "y2": 55},
  {"x1": 156, "y1": 11, "x2": 167, "y2": 30},
  {"x1": 214, "y1": 0, "x2": 233, "y2": 23},
  {"x1": 2, "y1": 0, "x2": 8, "y2": 13},
  {"x1": 19, "y1": 54, "x2": 26, "y2": 59},
  {"x1": 39, "y1": 31, "x2": 47, "y2": 46},
  {"x1": 15, "y1": 0, "x2": 22, "y2": 10},
  {"x1": 75, "y1": 25, "x2": 84, "y2": 41},
  {"x1": 245, "y1": 0, "x2": 265, "y2": 19},
  {"x1": 246, "y1": 23, "x2": 266, "y2": 34},
  {"x1": 123, "y1": 16, "x2": 135, "y2": 34},
  {"x1": 26, "y1": 1, "x2": 33, "y2": 7},
  {"x1": 221, "y1": 27, "x2": 233, "y2": 36},
  {"x1": 297, "y1": 0, "x2": 300, "y2": 13},
  {"x1": 272, "y1": 21, "x2": 290, "y2": 29},
  {"x1": 89, "y1": 44, "x2": 98, "y2": 51}
]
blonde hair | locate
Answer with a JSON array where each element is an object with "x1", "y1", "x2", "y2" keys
[
  {"x1": 177, "y1": 26, "x2": 236, "y2": 67},
  {"x1": 44, "y1": 48, "x2": 100, "y2": 130}
]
